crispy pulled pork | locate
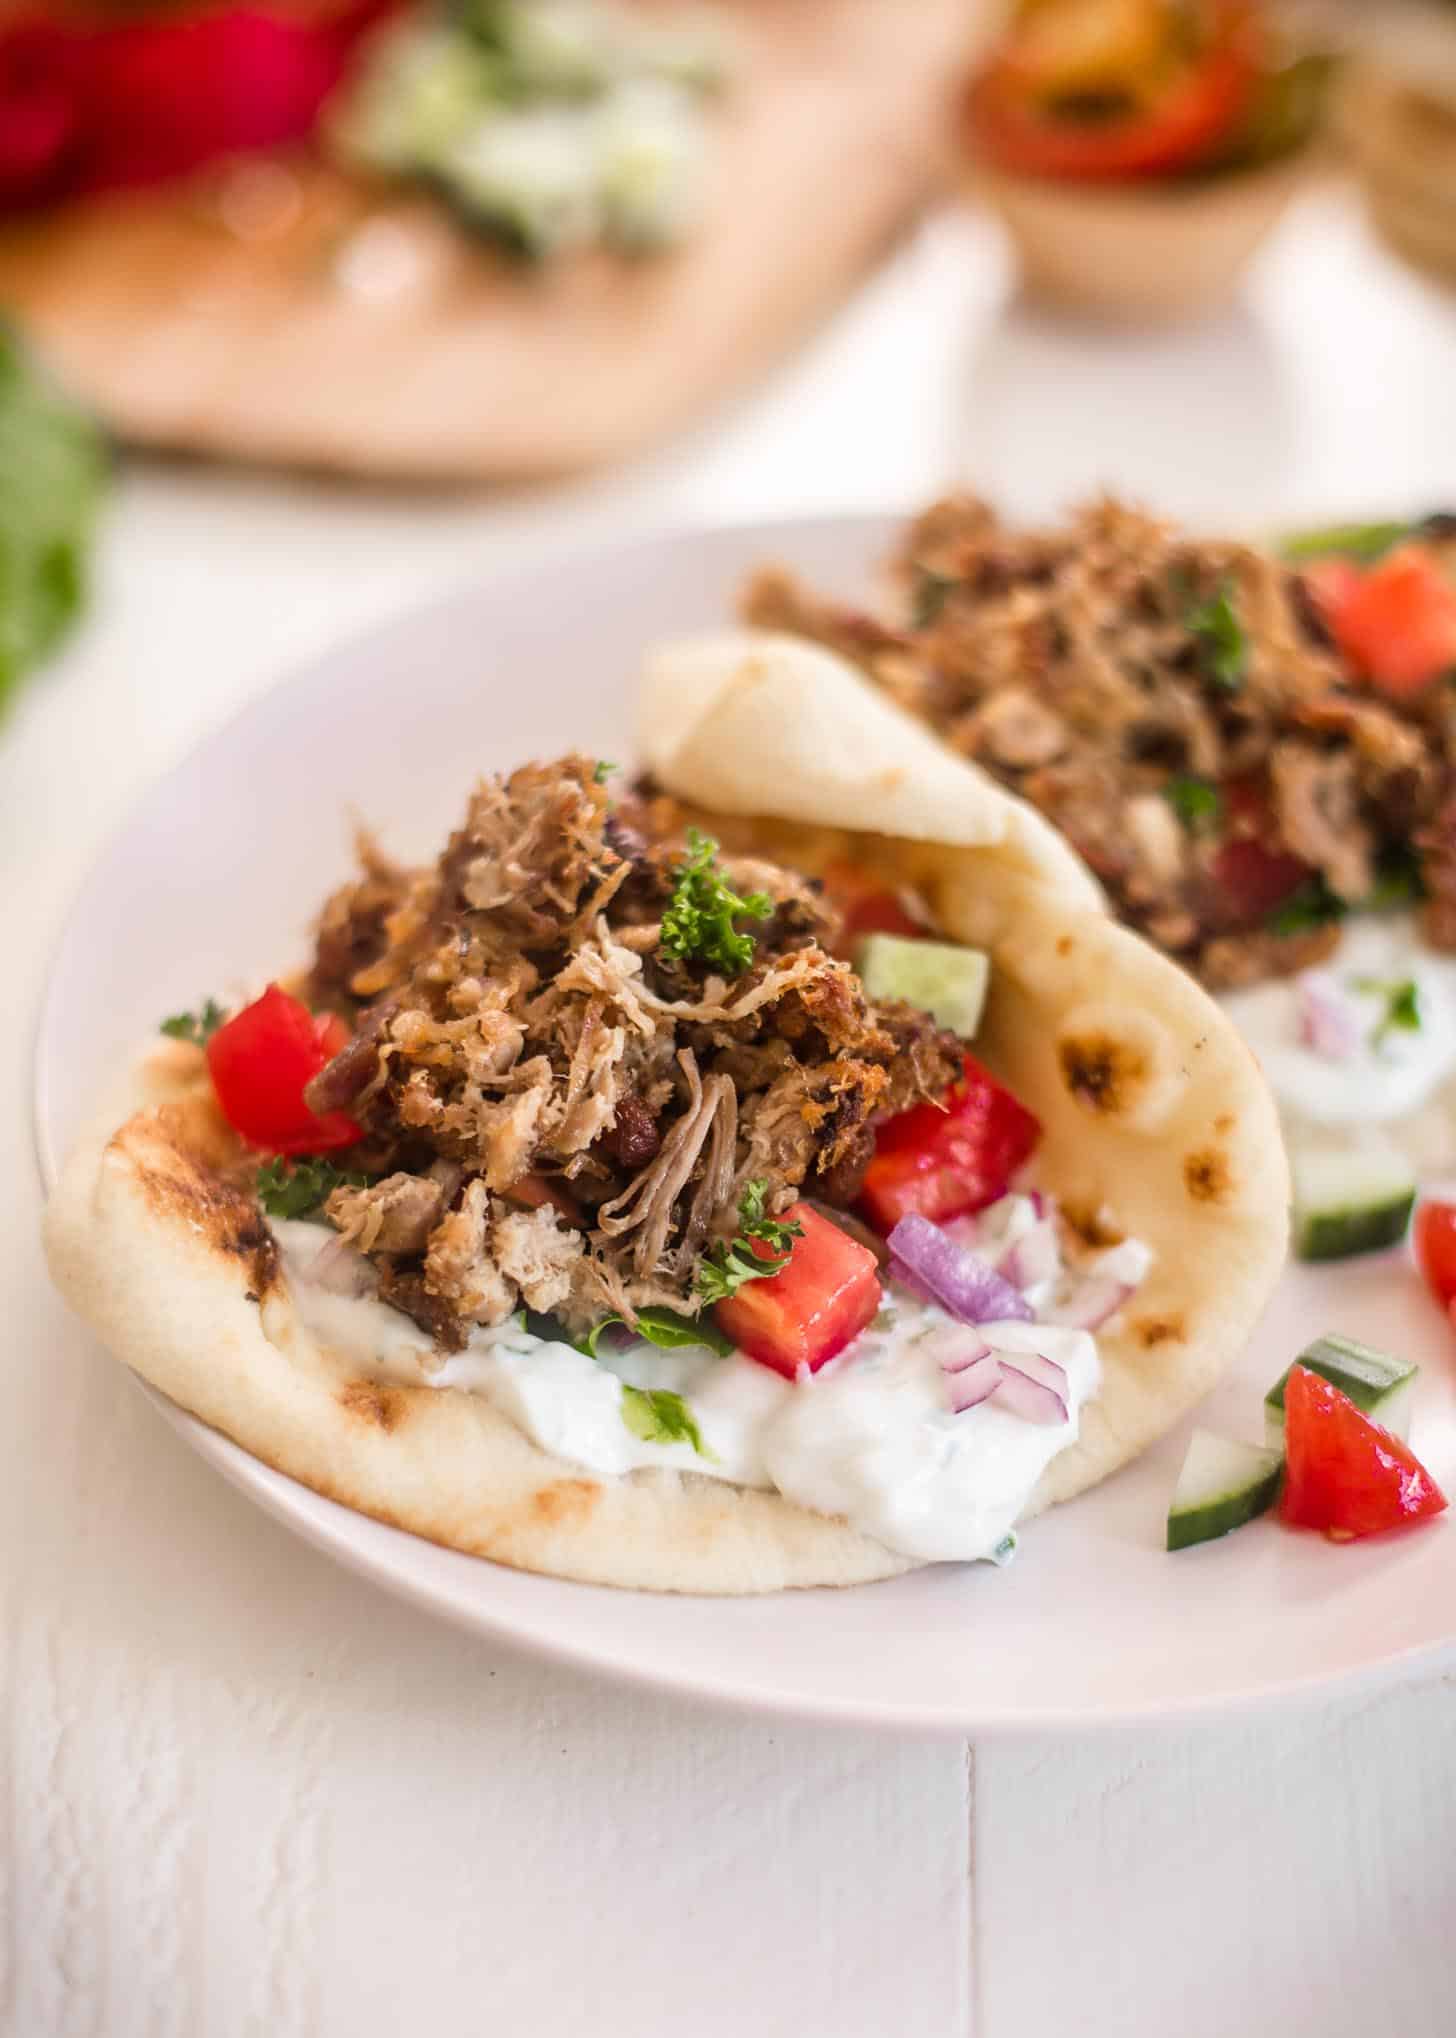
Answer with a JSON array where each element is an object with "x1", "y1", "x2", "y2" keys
[
  {"x1": 303, "y1": 756, "x2": 957, "y2": 1347},
  {"x1": 744, "y1": 498, "x2": 1456, "y2": 988}
]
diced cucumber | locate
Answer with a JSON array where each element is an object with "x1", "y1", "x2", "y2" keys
[
  {"x1": 854, "y1": 933, "x2": 989, "y2": 1038},
  {"x1": 1290, "y1": 1133, "x2": 1416, "y2": 1262},
  {"x1": 1167, "y1": 1429, "x2": 1283, "y2": 1551},
  {"x1": 1265, "y1": 1333, "x2": 1418, "y2": 1448}
]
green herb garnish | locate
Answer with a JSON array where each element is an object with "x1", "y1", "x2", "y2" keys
[
  {"x1": 255, "y1": 1156, "x2": 369, "y2": 1220},
  {"x1": 1280, "y1": 521, "x2": 1410, "y2": 566},
  {"x1": 1164, "y1": 774, "x2": 1222, "y2": 833},
  {"x1": 1265, "y1": 874, "x2": 1347, "y2": 937},
  {"x1": 620, "y1": 1384, "x2": 714, "y2": 1457},
  {"x1": 1354, "y1": 976, "x2": 1422, "y2": 1048},
  {"x1": 0, "y1": 322, "x2": 108, "y2": 719},
  {"x1": 911, "y1": 569, "x2": 953, "y2": 629},
  {"x1": 1365, "y1": 846, "x2": 1426, "y2": 911},
  {"x1": 659, "y1": 828, "x2": 773, "y2": 976},
  {"x1": 579, "y1": 1306, "x2": 733, "y2": 1359},
  {"x1": 159, "y1": 998, "x2": 227, "y2": 1047},
  {"x1": 1186, "y1": 578, "x2": 1247, "y2": 693},
  {"x1": 696, "y1": 1179, "x2": 804, "y2": 1305},
  {"x1": 593, "y1": 759, "x2": 617, "y2": 784}
]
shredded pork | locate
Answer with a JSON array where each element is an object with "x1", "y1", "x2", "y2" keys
[
  {"x1": 743, "y1": 497, "x2": 1456, "y2": 988},
  {"x1": 303, "y1": 756, "x2": 957, "y2": 1345}
]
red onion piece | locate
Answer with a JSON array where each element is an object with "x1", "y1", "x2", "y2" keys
[
  {"x1": 946, "y1": 1353, "x2": 1004, "y2": 1414},
  {"x1": 1043, "y1": 1276, "x2": 1133, "y2": 1332},
  {"x1": 1296, "y1": 971, "x2": 1362, "y2": 1061},
  {"x1": 992, "y1": 1351, "x2": 1069, "y2": 1425},
  {"x1": 887, "y1": 1213, "x2": 1035, "y2": 1325},
  {"x1": 1000, "y1": 1217, "x2": 1062, "y2": 1292}
]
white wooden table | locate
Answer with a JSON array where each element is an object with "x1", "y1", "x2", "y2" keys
[{"x1": 8, "y1": 187, "x2": 1456, "y2": 2038}]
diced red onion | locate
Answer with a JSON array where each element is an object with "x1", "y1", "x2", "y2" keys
[
  {"x1": 1000, "y1": 1217, "x2": 1062, "y2": 1292},
  {"x1": 991, "y1": 1351, "x2": 1069, "y2": 1425},
  {"x1": 946, "y1": 1353, "x2": 1005, "y2": 1414},
  {"x1": 1296, "y1": 971, "x2": 1362, "y2": 1061},
  {"x1": 1043, "y1": 1275, "x2": 1134, "y2": 1332},
  {"x1": 887, "y1": 1213, "x2": 1034, "y2": 1325}
]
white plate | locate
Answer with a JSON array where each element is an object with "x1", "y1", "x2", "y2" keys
[{"x1": 34, "y1": 514, "x2": 1456, "y2": 1734}]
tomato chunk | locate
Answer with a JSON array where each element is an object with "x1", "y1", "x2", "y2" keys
[
  {"x1": 1209, "y1": 835, "x2": 1312, "y2": 926},
  {"x1": 715, "y1": 1203, "x2": 881, "y2": 1379},
  {"x1": 1415, "y1": 1199, "x2": 1456, "y2": 1311},
  {"x1": 1326, "y1": 544, "x2": 1456, "y2": 700},
  {"x1": 206, "y1": 984, "x2": 362, "y2": 1155},
  {"x1": 859, "y1": 1053, "x2": 1041, "y2": 1234},
  {"x1": 1279, "y1": 1364, "x2": 1447, "y2": 1540}
]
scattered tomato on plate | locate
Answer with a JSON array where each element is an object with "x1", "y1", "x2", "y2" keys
[{"x1": 1279, "y1": 1364, "x2": 1447, "y2": 1542}]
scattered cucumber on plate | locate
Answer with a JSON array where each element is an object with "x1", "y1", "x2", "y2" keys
[
  {"x1": 1265, "y1": 1333, "x2": 1417, "y2": 1448},
  {"x1": 853, "y1": 934, "x2": 988, "y2": 1038},
  {"x1": 1166, "y1": 1430, "x2": 1284, "y2": 1552},
  {"x1": 1167, "y1": 1332, "x2": 1421, "y2": 1550},
  {"x1": 1289, "y1": 1133, "x2": 1416, "y2": 1262}
]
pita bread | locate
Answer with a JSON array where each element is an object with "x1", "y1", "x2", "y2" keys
[{"x1": 44, "y1": 639, "x2": 1288, "y2": 1592}]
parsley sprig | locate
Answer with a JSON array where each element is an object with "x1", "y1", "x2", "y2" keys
[
  {"x1": 696, "y1": 1179, "x2": 804, "y2": 1305},
  {"x1": 1186, "y1": 577, "x2": 1247, "y2": 694},
  {"x1": 1354, "y1": 976, "x2": 1422, "y2": 1049},
  {"x1": 1164, "y1": 774, "x2": 1221, "y2": 833},
  {"x1": 256, "y1": 1156, "x2": 368, "y2": 1220},
  {"x1": 659, "y1": 829, "x2": 773, "y2": 976},
  {"x1": 579, "y1": 1307, "x2": 733, "y2": 1359},
  {"x1": 620, "y1": 1385, "x2": 714, "y2": 1458},
  {"x1": 159, "y1": 998, "x2": 227, "y2": 1047}
]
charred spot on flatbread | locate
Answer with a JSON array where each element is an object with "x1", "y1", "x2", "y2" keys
[
  {"x1": 1134, "y1": 1314, "x2": 1184, "y2": 1350},
  {"x1": 1060, "y1": 1201, "x2": 1127, "y2": 1249},
  {"x1": 1058, "y1": 1030, "x2": 1148, "y2": 1116},
  {"x1": 115, "y1": 1113, "x2": 278, "y2": 1296},
  {"x1": 339, "y1": 1380, "x2": 404, "y2": 1432},
  {"x1": 532, "y1": 1478, "x2": 602, "y2": 1527},
  {"x1": 1184, "y1": 1148, "x2": 1233, "y2": 1205}
]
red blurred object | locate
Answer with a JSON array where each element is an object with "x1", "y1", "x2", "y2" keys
[
  {"x1": 0, "y1": 3, "x2": 393, "y2": 211},
  {"x1": 859, "y1": 1053, "x2": 1041, "y2": 1233},
  {"x1": 1414, "y1": 1198, "x2": 1456, "y2": 1311},
  {"x1": 206, "y1": 984, "x2": 363, "y2": 1155},
  {"x1": 1323, "y1": 545, "x2": 1456, "y2": 702},
  {"x1": 1278, "y1": 1364, "x2": 1447, "y2": 1541},
  {"x1": 818, "y1": 859, "x2": 926, "y2": 958},
  {"x1": 967, "y1": 0, "x2": 1262, "y2": 182},
  {"x1": 714, "y1": 1202, "x2": 882, "y2": 1379}
]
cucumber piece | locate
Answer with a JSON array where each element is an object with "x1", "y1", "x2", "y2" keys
[
  {"x1": 1167, "y1": 1429, "x2": 1283, "y2": 1551},
  {"x1": 1290, "y1": 1134, "x2": 1416, "y2": 1263},
  {"x1": 854, "y1": 933, "x2": 989, "y2": 1038},
  {"x1": 1265, "y1": 1333, "x2": 1418, "y2": 1448}
]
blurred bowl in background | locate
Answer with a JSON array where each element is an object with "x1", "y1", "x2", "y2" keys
[{"x1": 973, "y1": 151, "x2": 1311, "y2": 323}]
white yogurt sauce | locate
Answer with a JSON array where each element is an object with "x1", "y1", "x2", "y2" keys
[
  {"x1": 1219, "y1": 916, "x2": 1456, "y2": 1135},
  {"x1": 270, "y1": 1219, "x2": 1104, "y2": 1565}
]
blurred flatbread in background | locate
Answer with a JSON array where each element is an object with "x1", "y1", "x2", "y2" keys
[{"x1": 0, "y1": 0, "x2": 973, "y2": 481}]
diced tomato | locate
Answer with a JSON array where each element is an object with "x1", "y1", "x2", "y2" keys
[
  {"x1": 859, "y1": 1053, "x2": 1041, "y2": 1234},
  {"x1": 967, "y1": 0, "x2": 1263, "y2": 181},
  {"x1": 1324, "y1": 544, "x2": 1456, "y2": 700},
  {"x1": 1415, "y1": 1198, "x2": 1456, "y2": 1311},
  {"x1": 819, "y1": 859, "x2": 926, "y2": 958},
  {"x1": 206, "y1": 984, "x2": 362, "y2": 1156},
  {"x1": 1209, "y1": 835, "x2": 1312, "y2": 925},
  {"x1": 1279, "y1": 1364, "x2": 1447, "y2": 1541},
  {"x1": 715, "y1": 1203, "x2": 882, "y2": 1379}
]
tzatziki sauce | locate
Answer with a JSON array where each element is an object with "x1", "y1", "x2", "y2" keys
[
  {"x1": 1219, "y1": 916, "x2": 1456, "y2": 1136},
  {"x1": 270, "y1": 1217, "x2": 1106, "y2": 1565}
]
